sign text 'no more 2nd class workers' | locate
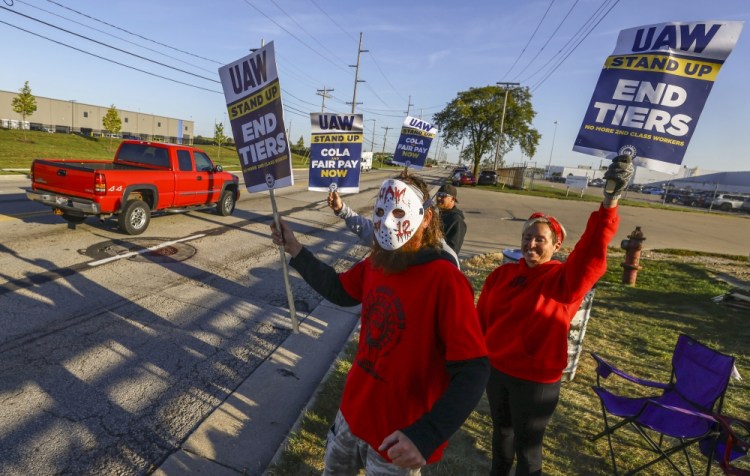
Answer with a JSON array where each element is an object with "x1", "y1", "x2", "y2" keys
[
  {"x1": 218, "y1": 42, "x2": 293, "y2": 192},
  {"x1": 573, "y1": 21, "x2": 743, "y2": 173},
  {"x1": 308, "y1": 113, "x2": 363, "y2": 193}
]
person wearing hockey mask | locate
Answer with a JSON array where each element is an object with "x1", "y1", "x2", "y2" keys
[{"x1": 271, "y1": 173, "x2": 488, "y2": 474}]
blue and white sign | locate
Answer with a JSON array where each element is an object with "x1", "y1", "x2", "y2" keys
[
  {"x1": 218, "y1": 42, "x2": 294, "y2": 193},
  {"x1": 392, "y1": 116, "x2": 438, "y2": 169},
  {"x1": 573, "y1": 21, "x2": 743, "y2": 173},
  {"x1": 308, "y1": 113, "x2": 364, "y2": 193}
]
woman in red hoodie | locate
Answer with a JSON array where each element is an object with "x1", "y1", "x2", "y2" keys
[{"x1": 477, "y1": 155, "x2": 633, "y2": 476}]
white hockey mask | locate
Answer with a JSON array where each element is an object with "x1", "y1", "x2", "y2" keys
[{"x1": 373, "y1": 179, "x2": 425, "y2": 250}]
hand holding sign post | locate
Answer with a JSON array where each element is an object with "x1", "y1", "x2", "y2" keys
[
  {"x1": 219, "y1": 41, "x2": 298, "y2": 332},
  {"x1": 573, "y1": 21, "x2": 743, "y2": 174}
]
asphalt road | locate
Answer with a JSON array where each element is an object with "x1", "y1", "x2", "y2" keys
[{"x1": 0, "y1": 169, "x2": 748, "y2": 475}]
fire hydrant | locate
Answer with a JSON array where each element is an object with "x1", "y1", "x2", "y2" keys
[{"x1": 620, "y1": 226, "x2": 645, "y2": 285}]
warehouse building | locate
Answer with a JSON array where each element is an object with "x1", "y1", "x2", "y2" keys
[{"x1": 0, "y1": 90, "x2": 193, "y2": 144}]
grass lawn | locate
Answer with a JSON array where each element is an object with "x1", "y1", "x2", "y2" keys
[
  {"x1": 0, "y1": 128, "x2": 308, "y2": 171},
  {"x1": 266, "y1": 249, "x2": 750, "y2": 475}
]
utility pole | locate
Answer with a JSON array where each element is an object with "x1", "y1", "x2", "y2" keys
[
  {"x1": 316, "y1": 86, "x2": 334, "y2": 113},
  {"x1": 405, "y1": 95, "x2": 414, "y2": 116},
  {"x1": 380, "y1": 125, "x2": 391, "y2": 166},
  {"x1": 367, "y1": 118, "x2": 376, "y2": 152},
  {"x1": 348, "y1": 32, "x2": 367, "y2": 113},
  {"x1": 546, "y1": 120, "x2": 558, "y2": 179},
  {"x1": 493, "y1": 81, "x2": 520, "y2": 171}
]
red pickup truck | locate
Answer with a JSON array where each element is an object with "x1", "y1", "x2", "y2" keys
[{"x1": 26, "y1": 140, "x2": 240, "y2": 235}]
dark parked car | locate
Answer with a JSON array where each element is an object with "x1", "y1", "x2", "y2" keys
[
  {"x1": 477, "y1": 170, "x2": 498, "y2": 185},
  {"x1": 452, "y1": 171, "x2": 477, "y2": 187},
  {"x1": 662, "y1": 189, "x2": 691, "y2": 204},
  {"x1": 626, "y1": 183, "x2": 643, "y2": 193},
  {"x1": 690, "y1": 191, "x2": 716, "y2": 208},
  {"x1": 589, "y1": 178, "x2": 605, "y2": 187}
]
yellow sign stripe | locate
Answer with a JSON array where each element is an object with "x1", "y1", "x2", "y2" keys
[
  {"x1": 227, "y1": 80, "x2": 281, "y2": 120},
  {"x1": 311, "y1": 133, "x2": 363, "y2": 144},
  {"x1": 605, "y1": 54, "x2": 721, "y2": 81},
  {"x1": 400, "y1": 127, "x2": 436, "y2": 138}
]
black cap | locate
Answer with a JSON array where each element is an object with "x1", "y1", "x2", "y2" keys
[{"x1": 438, "y1": 183, "x2": 458, "y2": 202}]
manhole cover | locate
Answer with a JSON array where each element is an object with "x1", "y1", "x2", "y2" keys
[{"x1": 80, "y1": 238, "x2": 197, "y2": 263}]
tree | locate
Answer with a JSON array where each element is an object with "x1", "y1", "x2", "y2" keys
[
  {"x1": 102, "y1": 105, "x2": 122, "y2": 150},
  {"x1": 11, "y1": 81, "x2": 37, "y2": 141},
  {"x1": 214, "y1": 122, "x2": 227, "y2": 160},
  {"x1": 291, "y1": 135, "x2": 307, "y2": 155},
  {"x1": 433, "y1": 85, "x2": 540, "y2": 176}
]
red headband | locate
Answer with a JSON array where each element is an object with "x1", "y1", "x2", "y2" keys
[{"x1": 528, "y1": 212, "x2": 564, "y2": 243}]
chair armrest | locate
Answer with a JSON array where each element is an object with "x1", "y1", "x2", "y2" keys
[
  {"x1": 642, "y1": 399, "x2": 716, "y2": 421},
  {"x1": 590, "y1": 352, "x2": 671, "y2": 389}
]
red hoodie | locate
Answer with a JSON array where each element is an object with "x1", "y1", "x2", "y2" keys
[{"x1": 477, "y1": 205, "x2": 619, "y2": 383}]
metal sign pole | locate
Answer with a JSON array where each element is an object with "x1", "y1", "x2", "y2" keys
[
  {"x1": 270, "y1": 188, "x2": 298, "y2": 333},
  {"x1": 260, "y1": 38, "x2": 297, "y2": 333}
]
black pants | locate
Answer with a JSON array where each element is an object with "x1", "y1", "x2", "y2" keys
[{"x1": 486, "y1": 367, "x2": 561, "y2": 476}]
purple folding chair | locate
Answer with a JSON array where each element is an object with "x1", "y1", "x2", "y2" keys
[{"x1": 590, "y1": 334, "x2": 736, "y2": 475}]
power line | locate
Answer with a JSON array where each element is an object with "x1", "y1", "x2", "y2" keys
[
  {"x1": 269, "y1": 0, "x2": 349, "y2": 66},
  {"x1": 15, "y1": 0, "x2": 216, "y2": 74},
  {"x1": 308, "y1": 0, "x2": 357, "y2": 42},
  {"x1": 0, "y1": 19, "x2": 222, "y2": 94},
  {"x1": 42, "y1": 0, "x2": 219, "y2": 63},
  {"x1": 520, "y1": 0, "x2": 618, "y2": 85},
  {"x1": 240, "y1": 0, "x2": 352, "y2": 76},
  {"x1": 501, "y1": 0, "x2": 556, "y2": 79},
  {"x1": 306, "y1": 0, "x2": 403, "y2": 104},
  {"x1": 530, "y1": 0, "x2": 621, "y2": 91},
  {"x1": 316, "y1": 86, "x2": 334, "y2": 112},
  {"x1": 358, "y1": 107, "x2": 404, "y2": 118},
  {"x1": 368, "y1": 53, "x2": 406, "y2": 103},
  {"x1": 510, "y1": 0, "x2": 581, "y2": 81},
  {"x1": 1, "y1": 6, "x2": 219, "y2": 83}
]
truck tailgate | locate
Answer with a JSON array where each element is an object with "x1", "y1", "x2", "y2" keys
[{"x1": 31, "y1": 160, "x2": 101, "y2": 198}]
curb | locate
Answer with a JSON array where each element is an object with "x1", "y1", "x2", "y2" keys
[{"x1": 152, "y1": 301, "x2": 361, "y2": 476}]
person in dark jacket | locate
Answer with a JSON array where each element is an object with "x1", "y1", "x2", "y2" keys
[
  {"x1": 271, "y1": 173, "x2": 489, "y2": 474},
  {"x1": 435, "y1": 183, "x2": 467, "y2": 254}
]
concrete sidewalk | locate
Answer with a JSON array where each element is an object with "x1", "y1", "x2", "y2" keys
[{"x1": 153, "y1": 301, "x2": 361, "y2": 475}]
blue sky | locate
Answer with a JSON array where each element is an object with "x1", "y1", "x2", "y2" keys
[{"x1": 0, "y1": 0, "x2": 748, "y2": 171}]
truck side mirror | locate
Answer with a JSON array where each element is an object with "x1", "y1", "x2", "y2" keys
[{"x1": 214, "y1": 165, "x2": 224, "y2": 172}]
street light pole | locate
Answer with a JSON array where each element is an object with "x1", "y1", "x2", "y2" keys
[
  {"x1": 546, "y1": 120, "x2": 558, "y2": 178},
  {"x1": 493, "y1": 82, "x2": 520, "y2": 171}
]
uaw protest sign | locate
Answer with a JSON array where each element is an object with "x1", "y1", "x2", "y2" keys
[
  {"x1": 308, "y1": 113, "x2": 363, "y2": 193},
  {"x1": 573, "y1": 20, "x2": 743, "y2": 173},
  {"x1": 218, "y1": 41, "x2": 294, "y2": 192},
  {"x1": 392, "y1": 116, "x2": 438, "y2": 169}
]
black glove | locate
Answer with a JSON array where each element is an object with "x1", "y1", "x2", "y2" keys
[{"x1": 603, "y1": 154, "x2": 634, "y2": 200}]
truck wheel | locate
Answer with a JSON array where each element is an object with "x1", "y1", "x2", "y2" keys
[
  {"x1": 217, "y1": 190, "x2": 235, "y2": 216},
  {"x1": 119, "y1": 200, "x2": 150, "y2": 235},
  {"x1": 720, "y1": 203, "x2": 732, "y2": 212},
  {"x1": 62, "y1": 213, "x2": 86, "y2": 224}
]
